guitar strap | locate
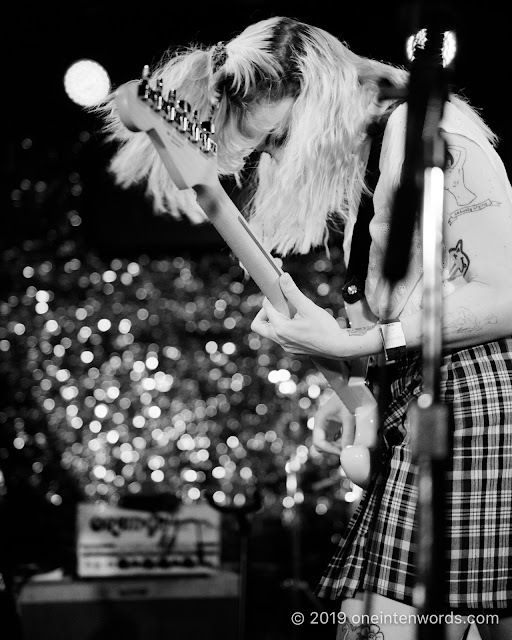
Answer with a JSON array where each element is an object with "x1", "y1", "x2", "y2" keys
[{"x1": 341, "y1": 119, "x2": 387, "y2": 305}]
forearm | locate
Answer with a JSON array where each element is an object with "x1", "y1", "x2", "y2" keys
[
  {"x1": 341, "y1": 282, "x2": 512, "y2": 359},
  {"x1": 401, "y1": 282, "x2": 512, "y2": 351}
]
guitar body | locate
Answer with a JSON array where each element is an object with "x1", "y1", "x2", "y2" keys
[{"x1": 114, "y1": 70, "x2": 378, "y2": 488}]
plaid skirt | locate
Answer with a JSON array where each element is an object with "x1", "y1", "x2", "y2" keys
[{"x1": 316, "y1": 338, "x2": 512, "y2": 609}]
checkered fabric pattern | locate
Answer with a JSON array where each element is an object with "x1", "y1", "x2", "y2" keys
[{"x1": 316, "y1": 338, "x2": 512, "y2": 609}]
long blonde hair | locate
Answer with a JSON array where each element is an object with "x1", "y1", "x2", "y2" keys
[{"x1": 95, "y1": 16, "x2": 497, "y2": 256}]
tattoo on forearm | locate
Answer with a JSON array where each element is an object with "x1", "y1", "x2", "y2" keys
[
  {"x1": 447, "y1": 198, "x2": 501, "y2": 226},
  {"x1": 347, "y1": 326, "x2": 374, "y2": 336},
  {"x1": 448, "y1": 239, "x2": 470, "y2": 277},
  {"x1": 444, "y1": 306, "x2": 498, "y2": 335},
  {"x1": 338, "y1": 621, "x2": 384, "y2": 640}
]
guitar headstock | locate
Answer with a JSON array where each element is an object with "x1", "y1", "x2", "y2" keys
[{"x1": 115, "y1": 66, "x2": 218, "y2": 190}]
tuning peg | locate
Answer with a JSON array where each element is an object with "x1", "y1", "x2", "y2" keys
[
  {"x1": 189, "y1": 110, "x2": 201, "y2": 143},
  {"x1": 200, "y1": 120, "x2": 215, "y2": 136},
  {"x1": 165, "y1": 90, "x2": 177, "y2": 122},
  {"x1": 199, "y1": 121, "x2": 217, "y2": 154},
  {"x1": 177, "y1": 100, "x2": 191, "y2": 133},
  {"x1": 154, "y1": 79, "x2": 164, "y2": 111},
  {"x1": 138, "y1": 64, "x2": 152, "y2": 100}
]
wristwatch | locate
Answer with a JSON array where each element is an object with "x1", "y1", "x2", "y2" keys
[{"x1": 379, "y1": 320, "x2": 407, "y2": 363}]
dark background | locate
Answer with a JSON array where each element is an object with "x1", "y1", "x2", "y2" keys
[{"x1": 4, "y1": 0, "x2": 511, "y2": 257}]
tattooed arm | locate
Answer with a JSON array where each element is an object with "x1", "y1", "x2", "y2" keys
[
  {"x1": 399, "y1": 131, "x2": 512, "y2": 351},
  {"x1": 251, "y1": 132, "x2": 512, "y2": 360}
]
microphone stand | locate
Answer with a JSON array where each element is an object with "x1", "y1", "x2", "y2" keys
[
  {"x1": 407, "y1": 53, "x2": 451, "y2": 639},
  {"x1": 382, "y1": 8, "x2": 455, "y2": 639},
  {"x1": 205, "y1": 489, "x2": 262, "y2": 640}
]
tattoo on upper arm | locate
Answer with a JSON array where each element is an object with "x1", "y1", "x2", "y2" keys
[
  {"x1": 445, "y1": 145, "x2": 476, "y2": 206},
  {"x1": 444, "y1": 145, "x2": 501, "y2": 226},
  {"x1": 448, "y1": 239, "x2": 470, "y2": 277},
  {"x1": 444, "y1": 306, "x2": 498, "y2": 335},
  {"x1": 447, "y1": 198, "x2": 501, "y2": 226}
]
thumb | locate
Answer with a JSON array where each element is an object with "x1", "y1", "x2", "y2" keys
[{"x1": 279, "y1": 273, "x2": 308, "y2": 308}]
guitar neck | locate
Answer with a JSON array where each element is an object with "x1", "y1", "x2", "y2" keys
[
  {"x1": 194, "y1": 183, "x2": 366, "y2": 407},
  {"x1": 195, "y1": 183, "x2": 291, "y2": 316}
]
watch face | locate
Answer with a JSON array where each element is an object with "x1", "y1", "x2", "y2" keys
[{"x1": 379, "y1": 321, "x2": 406, "y2": 362}]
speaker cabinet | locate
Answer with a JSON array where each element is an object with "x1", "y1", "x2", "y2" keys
[{"x1": 19, "y1": 571, "x2": 239, "y2": 640}]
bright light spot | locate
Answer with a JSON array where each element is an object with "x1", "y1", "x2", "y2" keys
[
  {"x1": 45, "y1": 320, "x2": 59, "y2": 333},
  {"x1": 233, "y1": 494, "x2": 246, "y2": 506},
  {"x1": 13, "y1": 323, "x2": 26, "y2": 335},
  {"x1": 442, "y1": 30, "x2": 457, "y2": 67},
  {"x1": 269, "y1": 369, "x2": 291, "y2": 384},
  {"x1": 118, "y1": 319, "x2": 131, "y2": 334},
  {"x1": 226, "y1": 435, "x2": 239, "y2": 449},
  {"x1": 102, "y1": 270, "x2": 117, "y2": 283},
  {"x1": 205, "y1": 341, "x2": 218, "y2": 354},
  {"x1": 71, "y1": 417, "x2": 83, "y2": 429},
  {"x1": 132, "y1": 415, "x2": 146, "y2": 429},
  {"x1": 146, "y1": 356, "x2": 158, "y2": 370},
  {"x1": 106, "y1": 386, "x2": 120, "y2": 400},
  {"x1": 93, "y1": 465, "x2": 107, "y2": 479},
  {"x1": 127, "y1": 262, "x2": 140, "y2": 275},
  {"x1": 213, "y1": 491, "x2": 226, "y2": 504},
  {"x1": 212, "y1": 466, "x2": 226, "y2": 479},
  {"x1": 183, "y1": 469, "x2": 197, "y2": 482},
  {"x1": 36, "y1": 290, "x2": 50, "y2": 303},
  {"x1": 94, "y1": 404, "x2": 108, "y2": 419},
  {"x1": 221, "y1": 342, "x2": 236, "y2": 355},
  {"x1": 151, "y1": 470, "x2": 165, "y2": 482},
  {"x1": 88, "y1": 439, "x2": 101, "y2": 452},
  {"x1": 148, "y1": 455, "x2": 164, "y2": 470},
  {"x1": 81, "y1": 350, "x2": 94, "y2": 364},
  {"x1": 188, "y1": 487, "x2": 201, "y2": 500},
  {"x1": 43, "y1": 398, "x2": 55, "y2": 411},
  {"x1": 78, "y1": 326, "x2": 92, "y2": 340},
  {"x1": 196, "y1": 449, "x2": 209, "y2": 462},
  {"x1": 132, "y1": 437, "x2": 146, "y2": 449},
  {"x1": 106, "y1": 430, "x2": 119, "y2": 444},
  {"x1": 315, "y1": 503, "x2": 328, "y2": 515},
  {"x1": 13, "y1": 437, "x2": 25, "y2": 450},
  {"x1": 240, "y1": 467, "x2": 252, "y2": 480},
  {"x1": 89, "y1": 420, "x2": 102, "y2": 433},
  {"x1": 279, "y1": 380, "x2": 297, "y2": 395},
  {"x1": 61, "y1": 386, "x2": 78, "y2": 400},
  {"x1": 282, "y1": 496, "x2": 295, "y2": 509},
  {"x1": 294, "y1": 491, "x2": 304, "y2": 504},
  {"x1": 147, "y1": 405, "x2": 161, "y2": 419},
  {"x1": 97, "y1": 318, "x2": 111, "y2": 332},
  {"x1": 64, "y1": 59, "x2": 111, "y2": 107},
  {"x1": 308, "y1": 384, "x2": 321, "y2": 399}
]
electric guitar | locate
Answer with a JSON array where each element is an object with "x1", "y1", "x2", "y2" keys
[{"x1": 115, "y1": 68, "x2": 378, "y2": 487}]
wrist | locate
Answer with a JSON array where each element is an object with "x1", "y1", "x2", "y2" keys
[{"x1": 343, "y1": 323, "x2": 384, "y2": 359}]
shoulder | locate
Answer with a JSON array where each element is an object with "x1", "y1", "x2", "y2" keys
[{"x1": 376, "y1": 103, "x2": 407, "y2": 188}]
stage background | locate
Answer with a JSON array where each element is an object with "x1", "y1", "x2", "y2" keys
[{"x1": 2, "y1": 2, "x2": 508, "y2": 639}]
